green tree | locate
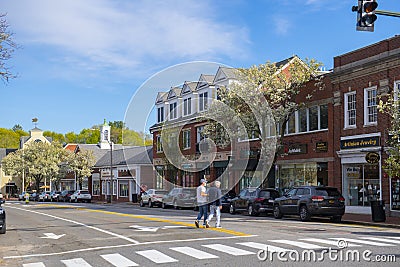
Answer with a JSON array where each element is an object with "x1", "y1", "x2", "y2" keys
[
  {"x1": 0, "y1": 13, "x2": 18, "y2": 83},
  {"x1": 0, "y1": 128, "x2": 19, "y2": 148},
  {"x1": 65, "y1": 132, "x2": 78, "y2": 143},
  {"x1": 12, "y1": 124, "x2": 23, "y2": 131},
  {"x1": 76, "y1": 128, "x2": 100, "y2": 144},
  {"x1": 43, "y1": 131, "x2": 66, "y2": 144}
]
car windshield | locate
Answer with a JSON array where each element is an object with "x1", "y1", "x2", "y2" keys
[
  {"x1": 316, "y1": 188, "x2": 341, "y2": 197},
  {"x1": 182, "y1": 189, "x2": 196, "y2": 196},
  {"x1": 155, "y1": 190, "x2": 168, "y2": 195}
]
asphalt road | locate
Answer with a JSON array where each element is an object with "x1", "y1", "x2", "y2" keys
[{"x1": 1, "y1": 201, "x2": 399, "y2": 267}]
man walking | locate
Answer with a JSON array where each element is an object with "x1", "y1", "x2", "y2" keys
[
  {"x1": 195, "y1": 179, "x2": 208, "y2": 228},
  {"x1": 206, "y1": 181, "x2": 222, "y2": 228}
]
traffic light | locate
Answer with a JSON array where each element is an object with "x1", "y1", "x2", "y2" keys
[{"x1": 353, "y1": 0, "x2": 378, "y2": 32}]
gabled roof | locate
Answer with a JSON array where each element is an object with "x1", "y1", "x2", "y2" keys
[
  {"x1": 182, "y1": 81, "x2": 198, "y2": 95},
  {"x1": 64, "y1": 144, "x2": 78, "y2": 153},
  {"x1": 213, "y1": 67, "x2": 237, "y2": 84},
  {"x1": 196, "y1": 74, "x2": 215, "y2": 90},
  {"x1": 155, "y1": 92, "x2": 168, "y2": 104},
  {"x1": 167, "y1": 87, "x2": 182, "y2": 100},
  {"x1": 94, "y1": 146, "x2": 152, "y2": 167}
]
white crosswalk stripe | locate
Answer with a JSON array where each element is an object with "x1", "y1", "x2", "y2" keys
[
  {"x1": 269, "y1": 240, "x2": 327, "y2": 249},
  {"x1": 360, "y1": 236, "x2": 400, "y2": 244},
  {"x1": 202, "y1": 244, "x2": 255, "y2": 256},
  {"x1": 299, "y1": 238, "x2": 362, "y2": 247},
  {"x1": 170, "y1": 246, "x2": 219, "y2": 259},
  {"x1": 329, "y1": 238, "x2": 396, "y2": 246},
  {"x1": 136, "y1": 249, "x2": 178, "y2": 264},
  {"x1": 237, "y1": 242, "x2": 296, "y2": 253},
  {"x1": 101, "y1": 253, "x2": 139, "y2": 266},
  {"x1": 23, "y1": 263, "x2": 46, "y2": 267},
  {"x1": 385, "y1": 236, "x2": 400, "y2": 240},
  {"x1": 61, "y1": 258, "x2": 93, "y2": 267}
]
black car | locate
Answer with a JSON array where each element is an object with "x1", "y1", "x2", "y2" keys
[
  {"x1": 273, "y1": 186, "x2": 345, "y2": 222},
  {"x1": 220, "y1": 190, "x2": 237, "y2": 213},
  {"x1": 0, "y1": 194, "x2": 6, "y2": 234},
  {"x1": 229, "y1": 188, "x2": 280, "y2": 216}
]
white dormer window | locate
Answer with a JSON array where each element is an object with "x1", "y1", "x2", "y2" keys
[
  {"x1": 157, "y1": 107, "x2": 164, "y2": 123},
  {"x1": 199, "y1": 92, "x2": 208, "y2": 112},
  {"x1": 183, "y1": 97, "x2": 192, "y2": 116},
  {"x1": 169, "y1": 102, "x2": 177, "y2": 120}
]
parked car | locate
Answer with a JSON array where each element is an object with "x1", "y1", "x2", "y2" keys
[
  {"x1": 220, "y1": 190, "x2": 237, "y2": 213},
  {"x1": 29, "y1": 192, "x2": 39, "y2": 201},
  {"x1": 70, "y1": 190, "x2": 92, "y2": 203},
  {"x1": 140, "y1": 189, "x2": 168, "y2": 207},
  {"x1": 0, "y1": 193, "x2": 6, "y2": 234},
  {"x1": 162, "y1": 188, "x2": 197, "y2": 209},
  {"x1": 58, "y1": 190, "x2": 75, "y2": 202},
  {"x1": 38, "y1": 191, "x2": 51, "y2": 202},
  {"x1": 18, "y1": 191, "x2": 32, "y2": 201},
  {"x1": 50, "y1": 191, "x2": 61, "y2": 202},
  {"x1": 229, "y1": 188, "x2": 280, "y2": 216},
  {"x1": 273, "y1": 186, "x2": 345, "y2": 222}
]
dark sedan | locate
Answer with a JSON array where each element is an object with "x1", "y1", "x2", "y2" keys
[{"x1": 220, "y1": 190, "x2": 237, "y2": 213}]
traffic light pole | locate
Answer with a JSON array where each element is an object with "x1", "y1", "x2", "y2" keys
[{"x1": 375, "y1": 10, "x2": 400, "y2": 18}]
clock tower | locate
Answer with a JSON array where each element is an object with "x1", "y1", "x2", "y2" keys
[{"x1": 99, "y1": 119, "x2": 111, "y2": 149}]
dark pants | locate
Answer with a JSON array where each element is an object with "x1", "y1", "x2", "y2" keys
[{"x1": 196, "y1": 203, "x2": 208, "y2": 224}]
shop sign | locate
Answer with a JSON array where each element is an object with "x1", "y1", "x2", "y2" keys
[
  {"x1": 287, "y1": 144, "x2": 307, "y2": 155},
  {"x1": 340, "y1": 136, "x2": 380, "y2": 149},
  {"x1": 181, "y1": 163, "x2": 194, "y2": 169},
  {"x1": 316, "y1": 141, "x2": 328, "y2": 152},
  {"x1": 366, "y1": 152, "x2": 380, "y2": 164}
]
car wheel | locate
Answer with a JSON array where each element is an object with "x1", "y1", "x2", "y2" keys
[
  {"x1": 139, "y1": 200, "x2": 145, "y2": 207},
  {"x1": 299, "y1": 205, "x2": 311, "y2": 221},
  {"x1": 229, "y1": 204, "x2": 236, "y2": 214},
  {"x1": 0, "y1": 223, "x2": 6, "y2": 234},
  {"x1": 149, "y1": 200, "x2": 153, "y2": 208},
  {"x1": 330, "y1": 215, "x2": 342, "y2": 223},
  {"x1": 273, "y1": 205, "x2": 283, "y2": 219},
  {"x1": 173, "y1": 200, "x2": 179, "y2": 210},
  {"x1": 248, "y1": 205, "x2": 255, "y2": 216}
]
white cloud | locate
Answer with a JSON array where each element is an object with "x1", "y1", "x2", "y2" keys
[
  {"x1": 3, "y1": 0, "x2": 248, "y2": 75},
  {"x1": 273, "y1": 17, "x2": 291, "y2": 35}
]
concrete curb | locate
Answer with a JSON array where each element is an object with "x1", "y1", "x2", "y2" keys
[{"x1": 342, "y1": 220, "x2": 400, "y2": 229}]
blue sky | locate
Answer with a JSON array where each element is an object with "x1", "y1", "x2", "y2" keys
[{"x1": 1, "y1": 0, "x2": 399, "y2": 134}]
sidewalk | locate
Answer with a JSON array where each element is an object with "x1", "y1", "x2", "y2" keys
[{"x1": 342, "y1": 212, "x2": 400, "y2": 229}]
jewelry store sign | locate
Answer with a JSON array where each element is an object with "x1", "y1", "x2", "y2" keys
[{"x1": 340, "y1": 136, "x2": 380, "y2": 150}]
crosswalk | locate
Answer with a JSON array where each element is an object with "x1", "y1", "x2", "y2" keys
[{"x1": 21, "y1": 236, "x2": 400, "y2": 266}]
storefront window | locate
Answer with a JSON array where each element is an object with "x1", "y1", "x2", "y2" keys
[
  {"x1": 92, "y1": 180, "x2": 100, "y2": 196},
  {"x1": 277, "y1": 163, "x2": 318, "y2": 192},
  {"x1": 119, "y1": 182, "x2": 129, "y2": 197},
  {"x1": 343, "y1": 164, "x2": 380, "y2": 206},
  {"x1": 391, "y1": 178, "x2": 400, "y2": 210}
]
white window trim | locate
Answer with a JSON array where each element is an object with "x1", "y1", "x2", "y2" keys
[
  {"x1": 344, "y1": 91, "x2": 357, "y2": 129},
  {"x1": 394, "y1": 81, "x2": 400, "y2": 101},
  {"x1": 182, "y1": 129, "x2": 191, "y2": 149},
  {"x1": 169, "y1": 102, "x2": 177, "y2": 120},
  {"x1": 183, "y1": 97, "x2": 192, "y2": 117},
  {"x1": 156, "y1": 135, "x2": 163, "y2": 153},
  {"x1": 157, "y1": 106, "x2": 164, "y2": 123},
  {"x1": 364, "y1": 86, "x2": 378, "y2": 126}
]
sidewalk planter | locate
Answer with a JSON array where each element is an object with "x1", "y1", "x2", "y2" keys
[{"x1": 370, "y1": 200, "x2": 386, "y2": 222}]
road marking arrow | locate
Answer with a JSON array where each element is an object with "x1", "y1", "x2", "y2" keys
[
  {"x1": 40, "y1": 233, "x2": 65, "y2": 239},
  {"x1": 129, "y1": 225, "x2": 159, "y2": 232}
]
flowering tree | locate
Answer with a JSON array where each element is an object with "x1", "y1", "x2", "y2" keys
[
  {"x1": 379, "y1": 95, "x2": 400, "y2": 177},
  {"x1": 2, "y1": 141, "x2": 70, "y2": 191},
  {"x1": 204, "y1": 56, "x2": 324, "y2": 187},
  {"x1": 68, "y1": 149, "x2": 95, "y2": 190}
]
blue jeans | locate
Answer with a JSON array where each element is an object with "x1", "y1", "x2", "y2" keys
[{"x1": 196, "y1": 203, "x2": 208, "y2": 224}]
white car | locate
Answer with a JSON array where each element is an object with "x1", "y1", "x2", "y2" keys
[
  {"x1": 70, "y1": 190, "x2": 92, "y2": 203},
  {"x1": 38, "y1": 191, "x2": 51, "y2": 202},
  {"x1": 140, "y1": 189, "x2": 168, "y2": 207}
]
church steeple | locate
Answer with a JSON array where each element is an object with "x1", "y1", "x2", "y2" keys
[{"x1": 99, "y1": 119, "x2": 111, "y2": 149}]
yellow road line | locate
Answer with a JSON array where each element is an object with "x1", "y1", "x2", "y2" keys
[{"x1": 38, "y1": 204, "x2": 252, "y2": 236}]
